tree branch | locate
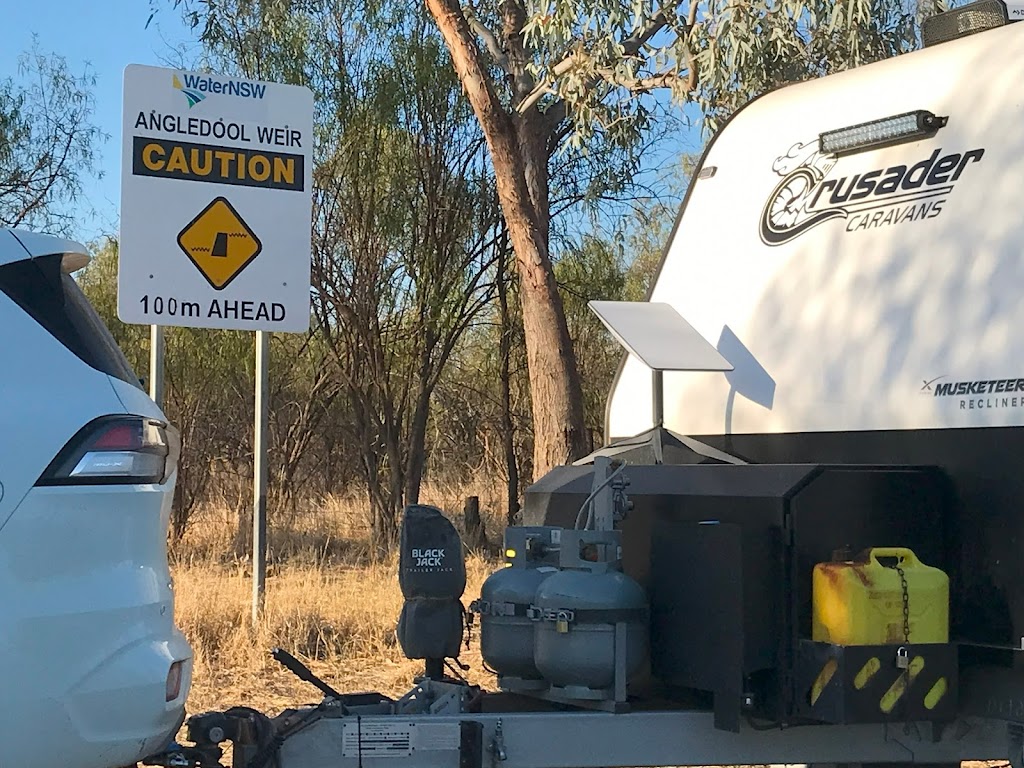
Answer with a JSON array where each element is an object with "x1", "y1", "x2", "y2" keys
[
  {"x1": 502, "y1": 0, "x2": 537, "y2": 99},
  {"x1": 524, "y1": 0, "x2": 697, "y2": 128},
  {"x1": 517, "y1": 51, "x2": 580, "y2": 114},
  {"x1": 466, "y1": 13, "x2": 512, "y2": 74},
  {"x1": 596, "y1": 68, "x2": 694, "y2": 94},
  {"x1": 621, "y1": 8, "x2": 669, "y2": 57},
  {"x1": 11, "y1": 122, "x2": 77, "y2": 228}
]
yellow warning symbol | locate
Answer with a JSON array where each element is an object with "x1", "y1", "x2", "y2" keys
[{"x1": 177, "y1": 197, "x2": 262, "y2": 290}]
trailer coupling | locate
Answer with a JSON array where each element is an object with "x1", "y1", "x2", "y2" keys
[{"x1": 141, "y1": 708, "x2": 265, "y2": 768}]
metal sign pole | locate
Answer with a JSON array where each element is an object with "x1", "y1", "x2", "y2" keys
[
  {"x1": 252, "y1": 330, "x2": 269, "y2": 623},
  {"x1": 149, "y1": 325, "x2": 165, "y2": 408}
]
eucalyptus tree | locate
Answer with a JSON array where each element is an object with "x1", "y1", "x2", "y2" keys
[
  {"x1": 173, "y1": 0, "x2": 502, "y2": 551},
  {"x1": 425, "y1": 0, "x2": 923, "y2": 474},
  {"x1": 0, "y1": 47, "x2": 104, "y2": 234}
]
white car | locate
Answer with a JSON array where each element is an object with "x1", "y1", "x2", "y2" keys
[{"x1": 0, "y1": 229, "x2": 192, "y2": 768}]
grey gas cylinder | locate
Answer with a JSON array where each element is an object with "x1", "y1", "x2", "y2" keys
[
  {"x1": 532, "y1": 569, "x2": 648, "y2": 691},
  {"x1": 474, "y1": 565, "x2": 557, "y2": 680}
]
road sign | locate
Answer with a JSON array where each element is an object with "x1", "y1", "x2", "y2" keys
[
  {"x1": 118, "y1": 65, "x2": 313, "y2": 332},
  {"x1": 177, "y1": 197, "x2": 262, "y2": 290}
]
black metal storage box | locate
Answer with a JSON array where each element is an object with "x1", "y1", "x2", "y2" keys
[{"x1": 523, "y1": 463, "x2": 953, "y2": 730}]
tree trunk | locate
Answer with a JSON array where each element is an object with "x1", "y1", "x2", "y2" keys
[
  {"x1": 513, "y1": 237, "x2": 586, "y2": 476},
  {"x1": 380, "y1": 402, "x2": 406, "y2": 556},
  {"x1": 405, "y1": 395, "x2": 429, "y2": 507},
  {"x1": 497, "y1": 255, "x2": 520, "y2": 526},
  {"x1": 405, "y1": 342, "x2": 433, "y2": 507},
  {"x1": 425, "y1": 0, "x2": 588, "y2": 478},
  {"x1": 463, "y1": 495, "x2": 489, "y2": 552}
]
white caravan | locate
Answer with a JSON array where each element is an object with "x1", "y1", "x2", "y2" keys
[{"x1": 606, "y1": 5, "x2": 1024, "y2": 711}]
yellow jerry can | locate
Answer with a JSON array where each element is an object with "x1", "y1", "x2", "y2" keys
[{"x1": 812, "y1": 547, "x2": 949, "y2": 645}]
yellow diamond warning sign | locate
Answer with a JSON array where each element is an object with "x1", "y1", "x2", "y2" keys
[{"x1": 177, "y1": 197, "x2": 262, "y2": 290}]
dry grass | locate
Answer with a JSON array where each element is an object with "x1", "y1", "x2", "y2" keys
[{"x1": 172, "y1": 491, "x2": 498, "y2": 716}]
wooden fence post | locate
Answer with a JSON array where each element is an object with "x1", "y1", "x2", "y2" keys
[{"x1": 463, "y1": 495, "x2": 490, "y2": 552}]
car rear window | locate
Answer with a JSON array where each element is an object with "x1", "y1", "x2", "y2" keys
[{"x1": 0, "y1": 253, "x2": 141, "y2": 387}]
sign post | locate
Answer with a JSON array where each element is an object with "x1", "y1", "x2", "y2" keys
[
  {"x1": 149, "y1": 325, "x2": 165, "y2": 408},
  {"x1": 253, "y1": 330, "x2": 270, "y2": 622},
  {"x1": 119, "y1": 65, "x2": 313, "y2": 621}
]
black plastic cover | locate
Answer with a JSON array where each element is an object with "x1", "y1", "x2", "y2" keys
[
  {"x1": 399, "y1": 505, "x2": 467, "y2": 600},
  {"x1": 397, "y1": 599, "x2": 464, "y2": 660}
]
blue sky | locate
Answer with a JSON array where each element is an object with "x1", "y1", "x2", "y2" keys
[{"x1": 2, "y1": 1, "x2": 197, "y2": 241}]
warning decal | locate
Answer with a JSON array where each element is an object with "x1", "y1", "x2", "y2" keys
[
  {"x1": 177, "y1": 197, "x2": 262, "y2": 290},
  {"x1": 342, "y1": 723, "x2": 415, "y2": 758}
]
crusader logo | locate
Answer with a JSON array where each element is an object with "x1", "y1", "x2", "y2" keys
[{"x1": 758, "y1": 141, "x2": 985, "y2": 246}]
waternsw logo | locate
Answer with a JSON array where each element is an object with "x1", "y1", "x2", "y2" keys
[
  {"x1": 759, "y1": 141, "x2": 985, "y2": 246},
  {"x1": 173, "y1": 73, "x2": 267, "y2": 109},
  {"x1": 173, "y1": 74, "x2": 205, "y2": 108}
]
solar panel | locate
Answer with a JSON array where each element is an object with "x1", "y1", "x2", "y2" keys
[{"x1": 588, "y1": 301, "x2": 732, "y2": 372}]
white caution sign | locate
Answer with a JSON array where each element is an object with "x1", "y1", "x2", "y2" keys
[{"x1": 118, "y1": 64, "x2": 313, "y2": 332}]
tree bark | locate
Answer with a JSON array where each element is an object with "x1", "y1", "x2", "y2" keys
[
  {"x1": 405, "y1": 376, "x2": 431, "y2": 506},
  {"x1": 425, "y1": 0, "x2": 588, "y2": 478},
  {"x1": 497, "y1": 252, "x2": 521, "y2": 526},
  {"x1": 463, "y1": 495, "x2": 490, "y2": 552}
]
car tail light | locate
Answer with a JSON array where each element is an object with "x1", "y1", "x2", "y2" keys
[
  {"x1": 166, "y1": 660, "x2": 185, "y2": 702},
  {"x1": 36, "y1": 415, "x2": 180, "y2": 486}
]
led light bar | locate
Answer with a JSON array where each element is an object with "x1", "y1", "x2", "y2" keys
[
  {"x1": 819, "y1": 110, "x2": 948, "y2": 157},
  {"x1": 922, "y1": 0, "x2": 1009, "y2": 48}
]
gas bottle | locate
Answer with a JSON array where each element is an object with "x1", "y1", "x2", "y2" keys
[
  {"x1": 532, "y1": 569, "x2": 648, "y2": 690},
  {"x1": 812, "y1": 547, "x2": 948, "y2": 645},
  {"x1": 474, "y1": 565, "x2": 557, "y2": 680}
]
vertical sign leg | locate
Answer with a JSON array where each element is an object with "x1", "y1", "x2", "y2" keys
[
  {"x1": 149, "y1": 325, "x2": 165, "y2": 408},
  {"x1": 252, "y1": 330, "x2": 270, "y2": 624}
]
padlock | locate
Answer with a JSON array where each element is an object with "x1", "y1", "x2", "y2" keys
[
  {"x1": 896, "y1": 646, "x2": 910, "y2": 669},
  {"x1": 556, "y1": 619, "x2": 569, "y2": 634}
]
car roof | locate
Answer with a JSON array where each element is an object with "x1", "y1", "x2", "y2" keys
[{"x1": 0, "y1": 228, "x2": 91, "y2": 270}]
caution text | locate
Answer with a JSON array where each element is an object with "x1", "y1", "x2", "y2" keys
[{"x1": 132, "y1": 137, "x2": 304, "y2": 191}]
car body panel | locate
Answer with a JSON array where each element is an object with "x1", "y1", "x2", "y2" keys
[
  {"x1": 110, "y1": 374, "x2": 166, "y2": 420},
  {"x1": 0, "y1": 227, "x2": 192, "y2": 768},
  {"x1": 0, "y1": 483, "x2": 191, "y2": 767},
  {"x1": 0, "y1": 286, "x2": 126, "y2": 533}
]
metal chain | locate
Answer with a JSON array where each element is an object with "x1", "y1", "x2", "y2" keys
[
  {"x1": 895, "y1": 564, "x2": 911, "y2": 642},
  {"x1": 895, "y1": 562, "x2": 911, "y2": 721}
]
